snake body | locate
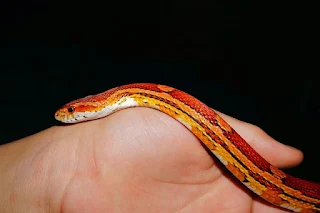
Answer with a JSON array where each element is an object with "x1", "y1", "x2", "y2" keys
[{"x1": 55, "y1": 83, "x2": 320, "y2": 213}]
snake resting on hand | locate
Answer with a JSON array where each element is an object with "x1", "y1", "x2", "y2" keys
[{"x1": 55, "y1": 83, "x2": 320, "y2": 213}]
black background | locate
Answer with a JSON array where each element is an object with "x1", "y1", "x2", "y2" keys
[{"x1": 0, "y1": 1, "x2": 319, "y2": 182}]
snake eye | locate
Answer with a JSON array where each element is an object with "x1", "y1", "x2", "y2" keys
[{"x1": 67, "y1": 107, "x2": 74, "y2": 113}]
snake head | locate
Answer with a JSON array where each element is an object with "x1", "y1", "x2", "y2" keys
[
  {"x1": 54, "y1": 86, "x2": 140, "y2": 123},
  {"x1": 54, "y1": 95, "x2": 108, "y2": 123}
]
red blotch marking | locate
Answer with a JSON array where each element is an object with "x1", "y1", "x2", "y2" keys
[
  {"x1": 202, "y1": 123, "x2": 224, "y2": 146},
  {"x1": 223, "y1": 130, "x2": 271, "y2": 172},
  {"x1": 157, "y1": 85, "x2": 175, "y2": 93},
  {"x1": 75, "y1": 105, "x2": 101, "y2": 112},
  {"x1": 250, "y1": 171, "x2": 282, "y2": 194},
  {"x1": 284, "y1": 174, "x2": 320, "y2": 200},
  {"x1": 227, "y1": 163, "x2": 246, "y2": 181}
]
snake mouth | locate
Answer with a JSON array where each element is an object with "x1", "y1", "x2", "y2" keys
[
  {"x1": 54, "y1": 109, "x2": 69, "y2": 122},
  {"x1": 55, "y1": 109, "x2": 100, "y2": 123},
  {"x1": 54, "y1": 112, "x2": 64, "y2": 122}
]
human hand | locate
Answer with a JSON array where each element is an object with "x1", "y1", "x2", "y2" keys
[{"x1": 0, "y1": 108, "x2": 303, "y2": 212}]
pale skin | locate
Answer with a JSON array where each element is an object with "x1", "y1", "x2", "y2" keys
[{"x1": 0, "y1": 108, "x2": 303, "y2": 213}]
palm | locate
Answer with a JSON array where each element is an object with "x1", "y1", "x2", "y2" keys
[{"x1": 57, "y1": 108, "x2": 295, "y2": 213}]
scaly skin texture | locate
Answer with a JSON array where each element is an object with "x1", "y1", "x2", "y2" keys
[{"x1": 55, "y1": 83, "x2": 320, "y2": 213}]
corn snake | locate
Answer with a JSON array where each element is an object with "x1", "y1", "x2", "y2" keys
[{"x1": 54, "y1": 83, "x2": 320, "y2": 213}]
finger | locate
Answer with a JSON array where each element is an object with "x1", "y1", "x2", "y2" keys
[{"x1": 213, "y1": 110, "x2": 304, "y2": 168}]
